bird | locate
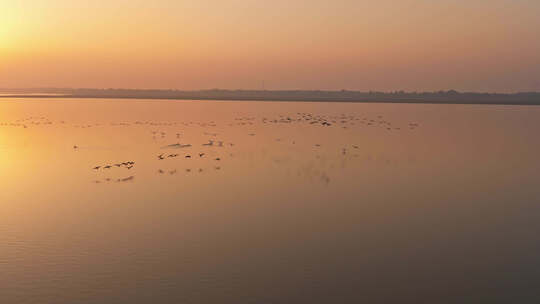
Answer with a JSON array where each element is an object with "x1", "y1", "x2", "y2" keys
[{"x1": 120, "y1": 176, "x2": 134, "y2": 182}]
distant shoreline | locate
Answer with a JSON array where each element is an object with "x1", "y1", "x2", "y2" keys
[
  {"x1": 1, "y1": 95, "x2": 540, "y2": 106},
  {"x1": 1, "y1": 89, "x2": 540, "y2": 106}
]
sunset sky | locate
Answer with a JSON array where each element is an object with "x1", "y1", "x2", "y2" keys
[{"x1": 1, "y1": 0, "x2": 539, "y2": 92}]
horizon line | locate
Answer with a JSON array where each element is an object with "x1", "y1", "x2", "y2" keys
[{"x1": 2, "y1": 88, "x2": 540, "y2": 95}]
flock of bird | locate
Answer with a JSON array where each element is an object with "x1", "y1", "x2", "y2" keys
[
  {"x1": 91, "y1": 161, "x2": 136, "y2": 183},
  {"x1": 257, "y1": 112, "x2": 421, "y2": 131},
  {"x1": 156, "y1": 152, "x2": 220, "y2": 161},
  {"x1": 93, "y1": 161, "x2": 135, "y2": 171},
  {"x1": 2, "y1": 111, "x2": 422, "y2": 185},
  {"x1": 1, "y1": 113, "x2": 420, "y2": 131}
]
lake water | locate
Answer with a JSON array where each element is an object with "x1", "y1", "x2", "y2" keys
[{"x1": 1, "y1": 98, "x2": 540, "y2": 303}]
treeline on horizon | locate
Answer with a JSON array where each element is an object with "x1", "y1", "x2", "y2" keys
[{"x1": 2, "y1": 88, "x2": 540, "y2": 104}]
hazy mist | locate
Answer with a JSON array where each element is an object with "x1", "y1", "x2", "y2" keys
[{"x1": 1, "y1": 0, "x2": 540, "y2": 92}]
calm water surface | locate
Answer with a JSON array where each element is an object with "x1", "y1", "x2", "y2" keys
[{"x1": 1, "y1": 99, "x2": 540, "y2": 303}]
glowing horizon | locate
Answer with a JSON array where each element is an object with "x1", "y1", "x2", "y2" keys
[{"x1": 1, "y1": 0, "x2": 540, "y2": 92}]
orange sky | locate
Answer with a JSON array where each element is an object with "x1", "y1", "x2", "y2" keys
[{"x1": 1, "y1": 0, "x2": 539, "y2": 92}]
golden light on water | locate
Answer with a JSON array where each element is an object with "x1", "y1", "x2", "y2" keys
[{"x1": 2, "y1": 98, "x2": 540, "y2": 303}]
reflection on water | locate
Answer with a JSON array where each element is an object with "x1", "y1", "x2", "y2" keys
[{"x1": 1, "y1": 99, "x2": 540, "y2": 303}]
